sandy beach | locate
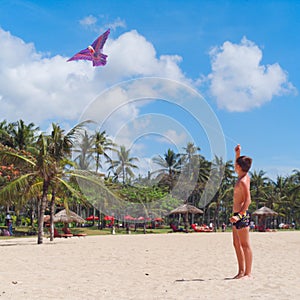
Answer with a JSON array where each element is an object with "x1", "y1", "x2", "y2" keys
[{"x1": 0, "y1": 231, "x2": 299, "y2": 300}]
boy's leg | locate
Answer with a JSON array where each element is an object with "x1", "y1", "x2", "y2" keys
[
  {"x1": 232, "y1": 227, "x2": 245, "y2": 278},
  {"x1": 236, "y1": 227, "x2": 252, "y2": 277}
]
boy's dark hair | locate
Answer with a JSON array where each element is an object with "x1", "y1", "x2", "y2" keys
[{"x1": 236, "y1": 156, "x2": 252, "y2": 172}]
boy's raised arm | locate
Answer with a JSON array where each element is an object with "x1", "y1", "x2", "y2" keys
[{"x1": 235, "y1": 144, "x2": 241, "y2": 161}]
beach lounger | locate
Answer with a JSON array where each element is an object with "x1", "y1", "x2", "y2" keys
[
  {"x1": 62, "y1": 227, "x2": 87, "y2": 237},
  {"x1": 191, "y1": 224, "x2": 213, "y2": 232},
  {"x1": 170, "y1": 224, "x2": 184, "y2": 232},
  {"x1": 54, "y1": 228, "x2": 73, "y2": 238}
]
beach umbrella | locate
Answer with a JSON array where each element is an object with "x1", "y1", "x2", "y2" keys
[
  {"x1": 168, "y1": 204, "x2": 204, "y2": 215},
  {"x1": 124, "y1": 215, "x2": 135, "y2": 221},
  {"x1": 252, "y1": 206, "x2": 278, "y2": 217},
  {"x1": 168, "y1": 204, "x2": 204, "y2": 232},
  {"x1": 252, "y1": 206, "x2": 278, "y2": 231},
  {"x1": 136, "y1": 216, "x2": 151, "y2": 223},
  {"x1": 103, "y1": 215, "x2": 115, "y2": 226},
  {"x1": 86, "y1": 215, "x2": 99, "y2": 221},
  {"x1": 54, "y1": 209, "x2": 85, "y2": 224}
]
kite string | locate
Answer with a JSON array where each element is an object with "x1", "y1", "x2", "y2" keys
[{"x1": 223, "y1": 133, "x2": 239, "y2": 146}]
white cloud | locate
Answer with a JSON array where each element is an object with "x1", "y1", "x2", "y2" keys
[
  {"x1": 105, "y1": 17, "x2": 126, "y2": 31},
  {"x1": 208, "y1": 37, "x2": 296, "y2": 112},
  {"x1": 157, "y1": 129, "x2": 188, "y2": 145},
  {"x1": 0, "y1": 28, "x2": 98, "y2": 125},
  {"x1": 79, "y1": 15, "x2": 126, "y2": 34},
  {"x1": 0, "y1": 27, "x2": 187, "y2": 129},
  {"x1": 105, "y1": 30, "x2": 185, "y2": 82},
  {"x1": 79, "y1": 15, "x2": 98, "y2": 27}
]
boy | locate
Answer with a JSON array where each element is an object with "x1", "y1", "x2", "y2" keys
[{"x1": 229, "y1": 144, "x2": 253, "y2": 279}]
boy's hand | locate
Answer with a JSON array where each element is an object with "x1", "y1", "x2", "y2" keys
[
  {"x1": 230, "y1": 215, "x2": 239, "y2": 223},
  {"x1": 235, "y1": 144, "x2": 241, "y2": 160},
  {"x1": 235, "y1": 144, "x2": 241, "y2": 153}
]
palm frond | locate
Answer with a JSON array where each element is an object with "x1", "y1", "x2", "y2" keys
[
  {"x1": 0, "y1": 173, "x2": 37, "y2": 205},
  {"x1": 0, "y1": 148, "x2": 36, "y2": 166}
]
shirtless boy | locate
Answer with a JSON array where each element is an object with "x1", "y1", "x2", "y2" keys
[{"x1": 229, "y1": 144, "x2": 253, "y2": 279}]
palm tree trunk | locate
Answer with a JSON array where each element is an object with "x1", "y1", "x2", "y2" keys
[
  {"x1": 37, "y1": 180, "x2": 49, "y2": 244},
  {"x1": 185, "y1": 213, "x2": 189, "y2": 232},
  {"x1": 95, "y1": 153, "x2": 100, "y2": 174},
  {"x1": 214, "y1": 202, "x2": 220, "y2": 230},
  {"x1": 92, "y1": 207, "x2": 96, "y2": 226},
  {"x1": 122, "y1": 164, "x2": 125, "y2": 185},
  {"x1": 207, "y1": 207, "x2": 211, "y2": 225},
  {"x1": 49, "y1": 189, "x2": 56, "y2": 241}
]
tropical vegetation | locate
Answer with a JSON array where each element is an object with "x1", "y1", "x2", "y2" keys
[{"x1": 1, "y1": 119, "x2": 299, "y2": 244}]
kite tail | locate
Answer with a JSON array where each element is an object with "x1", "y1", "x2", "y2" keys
[{"x1": 93, "y1": 54, "x2": 108, "y2": 67}]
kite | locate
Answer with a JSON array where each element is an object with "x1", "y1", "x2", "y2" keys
[{"x1": 67, "y1": 29, "x2": 110, "y2": 67}]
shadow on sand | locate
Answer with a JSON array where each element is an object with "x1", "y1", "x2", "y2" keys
[
  {"x1": 175, "y1": 278, "x2": 205, "y2": 282},
  {"x1": 175, "y1": 277, "x2": 236, "y2": 282}
]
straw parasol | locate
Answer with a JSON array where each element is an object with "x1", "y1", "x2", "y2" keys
[
  {"x1": 168, "y1": 204, "x2": 204, "y2": 215},
  {"x1": 252, "y1": 206, "x2": 278, "y2": 231},
  {"x1": 168, "y1": 204, "x2": 204, "y2": 231},
  {"x1": 252, "y1": 206, "x2": 278, "y2": 217},
  {"x1": 54, "y1": 209, "x2": 85, "y2": 224}
]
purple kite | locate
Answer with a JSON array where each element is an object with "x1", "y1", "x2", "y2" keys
[{"x1": 67, "y1": 29, "x2": 110, "y2": 67}]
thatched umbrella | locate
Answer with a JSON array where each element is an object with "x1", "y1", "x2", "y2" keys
[
  {"x1": 169, "y1": 204, "x2": 204, "y2": 215},
  {"x1": 54, "y1": 209, "x2": 85, "y2": 224},
  {"x1": 252, "y1": 206, "x2": 278, "y2": 231},
  {"x1": 168, "y1": 204, "x2": 204, "y2": 231},
  {"x1": 252, "y1": 206, "x2": 278, "y2": 217}
]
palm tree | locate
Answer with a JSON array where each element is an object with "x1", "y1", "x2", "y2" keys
[
  {"x1": 0, "y1": 119, "x2": 39, "y2": 151},
  {"x1": 271, "y1": 175, "x2": 292, "y2": 223},
  {"x1": 46, "y1": 123, "x2": 80, "y2": 241},
  {"x1": 0, "y1": 135, "x2": 54, "y2": 244},
  {"x1": 0, "y1": 144, "x2": 35, "y2": 212},
  {"x1": 0, "y1": 120, "x2": 14, "y2": 148},
  {"x1": 0, "y1": 123, "x2": 87, "y2": 244},
  {"x1": 108, "y1": 145, "x2": 139, "y2": 185},
  {"x1": 181, "y1": 142, "x2": 203, "y2": 180},
  {"x1": 207, "y1": 156, "x2": 234, "y2": 228},
  {"x1": 10, "y1": 120, "x2": 39, "y2": 151},
  {"x1": 182, "y1": 142, "x2": 200, "y2": 162},
  {"x1": 152, "y1": 148, "x2": 182, "y2": 178},
  {"x1": 250, "y1": 170, "x2": 270, "y2": 210},
  {"x1": 92, "y1": 130, "x2": 116, "y2": 174},
  {"x1": 73, "y1": 130, "x2": 94, "y2": 170},
  {"x1": 291, "y1": 169, "x2": 300, "y2": 185},
  {"x1": 216, "y1": 158, "x2": 235, "y2": 224},
  {"x1": 287, "y1": 172, "x2": 300, "y2": 224},
  {"x1": 151, "y1": 149, "x2": 183, "y2": 193}
]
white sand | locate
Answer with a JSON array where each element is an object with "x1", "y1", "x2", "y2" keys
[{"x1": 0, "y1": 231, "x2": 300, "y2": 300}]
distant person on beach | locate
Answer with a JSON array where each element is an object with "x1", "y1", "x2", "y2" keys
[
  {"x1": 5, "y1": 212, "x2": 13, "y2": 236},
  {"x1": 250, "y1": 220, "x2": 255, "y2": 231},
  {"x1": 229, "y1": 144, "x2": 253, "y2": 279},
  {"x1": 221, "y1": 222, "x2": 226, "y2": 232}
]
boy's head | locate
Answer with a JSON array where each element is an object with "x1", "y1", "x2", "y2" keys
[{"x1": 236, "y1": 156, "x2": 252, "y2": 172}]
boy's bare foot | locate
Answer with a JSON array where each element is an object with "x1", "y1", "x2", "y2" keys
[
  {"x1": 233, "y1": 273, "x2": 244, "y2": 279},
  {"x1": 241, "y1": 274, "x2": 253, "y2": 280}
]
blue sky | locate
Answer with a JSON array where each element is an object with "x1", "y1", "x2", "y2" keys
[{"x1": 0, "y1": 0, "x2": 299, "y2": 179}]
